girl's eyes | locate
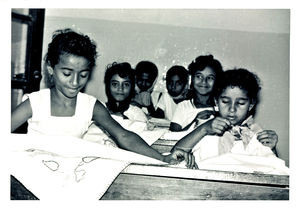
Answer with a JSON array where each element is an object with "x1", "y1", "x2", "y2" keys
[
  {"x1": 62, "y1": 71, "x2": 89, "y2": 78},
  {"x1": 206, "y1": 76, "x2": 215, "y2": 81},
  {"x1": 111, "y1": 82, "x2": 118, "y2": 87},
  {"x1": 237, "y1": 101, "x2": 247, "y2": 106},
  {"x1": 221, "y1": 99, "x2": 229, "y2": 104},
  {"x1": 63, "y1": 72, "x2": 71, "y2": 76},
  {"x1": 195, "y1": 74, "x2": 215, "y2": 81},
  {"x1": 220, "y1": 99, "x2": 247, "y2": 105},
  {"x1": 80, "y1": 72, "x2": 89, "y2": 78},
  {"x1": 195, "y1": 74, "x2": 204, "y2": 80},
  {"x1": 111, "y1": 81, "x2": 131, "y2": 89},
  {"x1": 175, "y1": 81, "x2": 183, "y2": 86},
  {"x1": 123, "y1": 82, "x2": 131, "y2": 88}
]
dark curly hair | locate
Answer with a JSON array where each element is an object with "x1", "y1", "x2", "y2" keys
[
  {"x1": 104, "y1": 62, "x2": 135, "y2": 114},
  {"x1": 135, "y1": 61, "x2": 158, "y2": 83},
  {"x1": 166, "y1": 65, "x2": 189, "y2": 86},
  {"x1": 214, "y1": 68, "x2": 261, "y2": 116},
  {"x1": 188, "y1": 54, "x2": 223, "y2": 77},
  {"x1": 45, "y1": 28, "x2": 97, "y2": 69},
  {"x1": 44, "y1": 29, "x2": 97, "y2": 88}
]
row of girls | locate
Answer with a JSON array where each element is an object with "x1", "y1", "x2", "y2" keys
[
  {"x1": 97, "y1": 55, "x2": 278, "y2": 156},
  {"x1": 11, "y1": 28, "x2": 280, "y2": 168}
]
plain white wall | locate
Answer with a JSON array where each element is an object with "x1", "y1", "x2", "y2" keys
[{"x1": 41, "y1": 9, "x2": 290, "y2": 166}]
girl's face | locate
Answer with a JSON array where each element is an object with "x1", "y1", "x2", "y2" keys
[
  {"x1": 217, "y1": 86, "x2": 254, "y2": 126},
  {"x1": 167, "y1": 75, "x2": 185, "y2": 97},
  {"x1": 136, "y1": 72, "x2": 153, "y2": 91},
  {"x1": 49, "y1": 54, "x2": 90, "y2": 98},
  {"x1": 192, "y1": 67, "x2": 216, "y2": 96},
  {"x1": 110, "y1": 74, "x2": 132, "y2": 102}
]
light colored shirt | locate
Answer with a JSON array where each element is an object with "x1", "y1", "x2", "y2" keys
[
  {"x1": 171, "y1": 99, "x2": 214, "y2": 129},
  {"x1": 156, "y1": 92, "x2": 178, "y2": 121},
  {"x1": 25, "y1": 89, "x2": 96, "y2": 138}
]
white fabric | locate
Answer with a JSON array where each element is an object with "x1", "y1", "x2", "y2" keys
[
  {"x1": 195, "y1": 153, "x2": 289, "y2": 175},
  {"x1": 189, "y1": 132, "x2": 289, "y2": 175},
  {"x1": 83, "y1": 115, "x2": 168, "y2": 146},
  {"x1": 83, "y1": 102, "x2": 167, "y2": 146},
  {"x1": 171, "y1": 99, "x2": 214, "y2": 129},
  {"x1": 25, "y1": 89, "x2": 96, "y2": 138},
  {"x1": 156, "y1": 92, "x2": 178, "y2": 121},
  {"x1": 192, "y1": 133, "x2": 275, "y2": 162},
  {"x1": 123, "y1": 104, "x2": 148, "y2": 122},
  {"x1": 10, "y1": 134, "x2": 167, "y2": 200}
]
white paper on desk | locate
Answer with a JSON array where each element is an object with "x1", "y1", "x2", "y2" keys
[{"x1": 10, "y1": 134, "x2": 167, "y2": 200}]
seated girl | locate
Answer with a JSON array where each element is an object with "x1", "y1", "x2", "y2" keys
[
  {"x1": 103, "y1": 62, "x2": 147, "y2": 122},
  {"x1": 11, "y1": 28, "x2": 194, "y2": 167},
  {"x1": 172, "y1": 68, "x2": 279, "y2": 166},
  {"x1": 170, "y1": 55, "x2": 223, "y2": 131},
  {"x1": 131, "y1": 60, "x2": 162, "y2": 117},
  {"x1": 153, "y1": 65, "x2": 191, "y2": 121},
  {"x1": 84, "y1": 62, "x2": 150, "y2": 144}
]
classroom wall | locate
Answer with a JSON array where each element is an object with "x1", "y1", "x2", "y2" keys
[{"x1": 41, "y1": 9, "x2": 290, "y2": 166}]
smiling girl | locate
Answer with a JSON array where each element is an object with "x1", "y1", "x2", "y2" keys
[
  {"x1": 11, "y1": 28, "x2": 195, "y2": 167},
  {"x1": 170, "y1": 55, "x2": 223, "y2": 131}
]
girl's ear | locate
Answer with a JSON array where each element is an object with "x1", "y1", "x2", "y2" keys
[
  {"x1": 249, "y1": 103, "x2": 255, "y2": 111},
  {"x1": 214, "y1": 98, "x2": 219, "y2": 112},
  {"x1": 46, "y1": 65, "x2": 54, "y2": 75}
]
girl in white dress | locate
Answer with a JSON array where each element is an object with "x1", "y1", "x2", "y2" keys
[
  {"x1": 11, "y1": 28, "x2": 195, "y2": 167},
  {"x1": 170, "y1": 55, "x2": 223, "y2": 131}
]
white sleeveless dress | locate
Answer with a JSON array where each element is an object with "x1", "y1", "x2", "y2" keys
[{"x1": 25, "y1": 89, "x2": 96, "y2": 138}]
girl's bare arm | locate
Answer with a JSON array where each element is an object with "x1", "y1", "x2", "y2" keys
[
  {"x1": 11, "y1": 99, "x2": 32, "y2": 132},
  {"x1": 92, "y1": 100, "x2": 166, "y2": 161}
]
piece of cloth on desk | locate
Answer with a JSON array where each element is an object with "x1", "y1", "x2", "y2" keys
[
  {"x1": 190, "y1": 135, "x2": 289, "y2": 175},
  {"x1": 10, "y1": 134, "x2": 167, "y2": 200},
  {"x1": 192, "y1": 116, "x2": 274, "y2": 161},
  {"x1": 83, "y1": 115, "x2": 168, "y2": 146},
  {"x1": 195, "y1": 153, "x2": 289, "y2": 175}
]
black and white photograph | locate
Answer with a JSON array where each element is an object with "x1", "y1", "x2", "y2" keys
[{"x1": 2, "y1": 0, "x2": 300, "y2": 208}]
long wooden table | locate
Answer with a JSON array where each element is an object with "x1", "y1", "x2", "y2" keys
[
  {"x1": 11, "y1": 138, "x2": 289, "y2": 200},
  {"x1": 101, "y1": 139, "x2": 289, "y2": 200}
]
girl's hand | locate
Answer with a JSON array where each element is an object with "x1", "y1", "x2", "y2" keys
[
  {"x1": 203, "y1": 117, "x2": 231, "y2": 136},
  {"x1": 146, "y1": 121, "x2": 155, "y2": 131},
  {"x1": 257, "y1": 130, "x2": 278, "y2": 150},
  {"x1": 163, "y1": 149, "x2": 197, "y2": 169}
]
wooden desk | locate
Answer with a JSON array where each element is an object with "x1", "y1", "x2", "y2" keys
[
  {"x1": 11, "y1": 138, "x2": 289, "y2": 200},
  {"x1": 101, "y1": 138, "x2": 289, "y2": 200},
  {"x1": 101, "y1": 163, "x2": 289, "y2": 200}
]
